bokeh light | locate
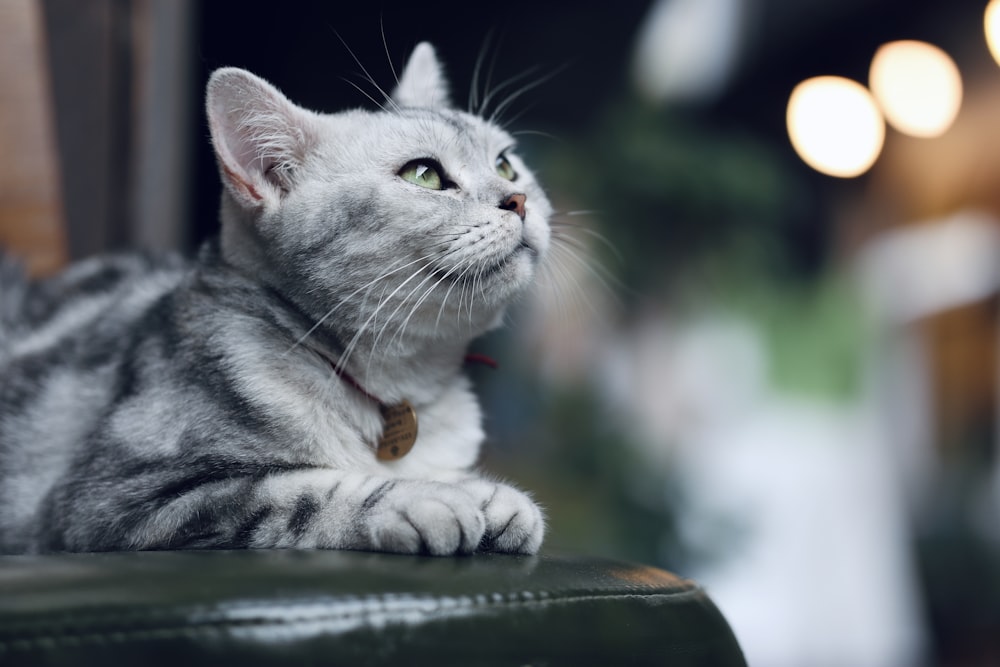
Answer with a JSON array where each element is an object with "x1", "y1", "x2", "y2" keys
[
  {"x1": 786, "y1": 76, "x2": 885, "y2": 178},
  {"x1": 868, "y1": 40, "x2": 962, "y2": 138},
  {"x1": 986, "y1": 0, "x2": 1000, "y2": 66}
]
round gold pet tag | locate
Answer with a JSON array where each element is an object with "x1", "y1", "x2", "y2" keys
[{"x1": 377, "y1": 400, "x2": 418, "y2": 461}]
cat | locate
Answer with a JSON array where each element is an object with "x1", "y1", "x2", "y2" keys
[{"x1": 0, "y1": 42, "x2": 550, "y2": 555}]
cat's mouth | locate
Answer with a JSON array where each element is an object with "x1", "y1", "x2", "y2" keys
[
  {"x1": 486, "y1": 241, "x2": 536, "y2": 276},
  {"x1": 431, "y1": 242, "x2": 535, "y2": 284}
]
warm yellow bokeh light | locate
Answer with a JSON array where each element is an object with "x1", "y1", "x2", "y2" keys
[
  {"x1": 868, "y1": 40, "x2": 962, "y2": 138},
  {"x1": 786, "y1": 76, "x2": 884, "y2": 178},
  {"x1": 987, "y1": 0, "x2": 1000, "y2": 66}
]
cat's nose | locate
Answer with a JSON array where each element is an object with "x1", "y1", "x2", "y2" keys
[{"x1": 500, "y1": 193, "x2": 527, "y2": 221}]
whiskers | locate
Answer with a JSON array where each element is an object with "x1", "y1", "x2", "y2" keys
[
  {"x1": 475, "y1": 63, "x2": 569, "y2": 127},
  {"x1": 285, "y1": 234, "x2": 497, "y2": 388},
  {"x1": 333, "y1": 30, "x2": 401, "y2": 114},
  {"x1": 467, "y1": 32, "x2": 569, "y2": 128},
  {"x1": 535, "y1": 210, "x2": 625, "y2": 326},
  {"x1": 334, "y1": 26, "x2": 566, "y2": 139}
]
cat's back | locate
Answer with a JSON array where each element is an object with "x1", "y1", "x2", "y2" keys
[
  {"x1": 0, "y1": 251, "x2": 188, "y2": 356},
  {"x1": 0, "y1": 251, "x2": 193, "y2": 423},
  {"x1": 0, "y1": 250, "x2": 191, "y2": 441}
]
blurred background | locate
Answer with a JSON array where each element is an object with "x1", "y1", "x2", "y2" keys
[{"x1": 2, "y1": 0, "x2": 999, "y2": 664}]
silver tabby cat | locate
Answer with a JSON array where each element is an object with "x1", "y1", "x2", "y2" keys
[{"x1": 0, "y1": 43, "x2": 549, "y2": 555}]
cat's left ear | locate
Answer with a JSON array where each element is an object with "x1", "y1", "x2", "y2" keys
[{"x1": 392, "y1": 42, "x2": 452, "y2": 109}]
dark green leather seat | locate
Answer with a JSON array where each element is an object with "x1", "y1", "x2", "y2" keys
[{"x1": 0, "y1": 550, "x2": 745, "y2": 666}]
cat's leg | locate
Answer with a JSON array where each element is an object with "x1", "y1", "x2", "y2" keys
[
  {"x1": 122, "y1": 469, "x2": 490, "y2": 555},
  {"x1": 456, "y1": 477, "x2": 545, "y2": 555}
]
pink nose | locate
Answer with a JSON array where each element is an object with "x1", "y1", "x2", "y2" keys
[{"x1": 500, "y1": 193, "x2": 526, "y2": 220}]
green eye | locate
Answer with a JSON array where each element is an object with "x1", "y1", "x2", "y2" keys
[
  {"x1": 399, "y1": 160, "x2": 444, "y2": 190},
  {"x1": 495, "y1": 154, "x2": 517, "y2": 181}
]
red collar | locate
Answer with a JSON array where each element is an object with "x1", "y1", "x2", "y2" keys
[{"x1": 318, "y1": 352, "x2": 497, "y2": 407}]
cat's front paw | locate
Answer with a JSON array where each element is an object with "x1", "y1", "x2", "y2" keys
[
  {"x1": 364, "y1": 481, "x2": 485, "y2": 556},
  {"x1": 460, "y1": 479, "x2": 545, "y2": 554}
]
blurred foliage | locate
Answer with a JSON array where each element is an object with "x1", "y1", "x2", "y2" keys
[
  {"x1": 704, "y1": 260, "x2": 870, "y2": 402},
  {"x1": 748, "y1": 274, "x2": 868, "y2": 401},
  {"x1": 541, "y1": 97, "x2": 817, "y2": 294}
]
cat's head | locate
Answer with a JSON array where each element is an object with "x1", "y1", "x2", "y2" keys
[{"x1": 206, "y1": 43, "x2": 552, "y2": 354}]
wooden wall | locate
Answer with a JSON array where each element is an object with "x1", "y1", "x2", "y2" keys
[{"x1": 0, "y1": 0, "x2": 67, "y2": 276}]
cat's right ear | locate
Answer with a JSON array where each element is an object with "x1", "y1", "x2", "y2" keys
[
  {"x1": 206, "y1": 68, "x2": 315, "y2": 209},
  {"x1": 392, "y1": 42, "x2": 452, "y2": 109}
]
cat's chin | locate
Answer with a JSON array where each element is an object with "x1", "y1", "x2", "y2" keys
[
  {"x1": 480, "y1": 242, "x2": 537, "y2": 283},
  {"x1": 431, "y1": 243, "x2": 537, "y2": 289},
  {"x1": 477, "y1": 250, "x2": 538, "y2": 312}
]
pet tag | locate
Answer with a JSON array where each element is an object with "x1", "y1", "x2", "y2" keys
[{"x1": 377, "y1": 400, "x2": 418, "y2": 460}]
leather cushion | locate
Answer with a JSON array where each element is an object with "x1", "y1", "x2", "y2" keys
[{"x1": 0, "y1": 550, "x2": 745, "y2": 666}]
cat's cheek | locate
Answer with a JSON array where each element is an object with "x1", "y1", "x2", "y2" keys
[{"x1": 522, "y1": 218, "x2": 551, "y2": 261}]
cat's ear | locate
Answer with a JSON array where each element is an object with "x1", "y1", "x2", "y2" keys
[
  {"x1": 206, "y1": 68, "x2": 316, "y2": 209},
  {"x1": 392, "y1": 42, "x2": 452, "y2": 109}
]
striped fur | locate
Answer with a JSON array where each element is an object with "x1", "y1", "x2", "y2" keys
[{"x1": 0, "y1": 44, "x2": 547, "y2": 555}]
